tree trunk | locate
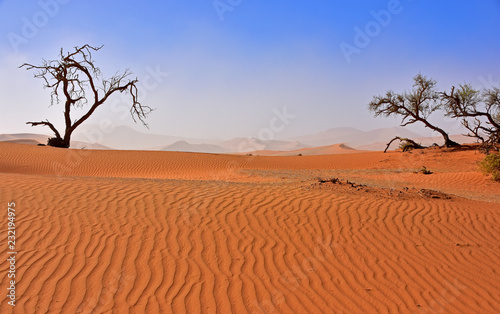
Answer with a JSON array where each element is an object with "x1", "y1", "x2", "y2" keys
[
  {"x1": 440, "y1": 131, "x2": 460, "y2": 147},
  {"x1": 47, "y1": 136, "x2": 69, "y2": 148},
  {"x1": 48, "y1": 128, "x2": 70, "y2": 148},
  {"x1": 420, "y1": 118, "x2": 459, "y2": 147},
  {"x1": 62, "y1": 127, "x2": 73, "y2": 148}
]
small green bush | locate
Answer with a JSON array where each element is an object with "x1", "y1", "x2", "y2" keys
[{"x1": 479, "y1": 152, "x2": 500, "y2": 181}]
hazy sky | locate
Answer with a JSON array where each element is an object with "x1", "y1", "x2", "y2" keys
[{"x1": 1, "y1": 0, "x2": 499, "y2": 141}]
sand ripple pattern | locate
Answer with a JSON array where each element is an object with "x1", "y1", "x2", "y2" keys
[{"x1": 1, "y1": 170, "x2": 499, "y2": 313}]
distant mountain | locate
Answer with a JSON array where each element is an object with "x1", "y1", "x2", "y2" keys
[
  {"x1": 161, "y1": 138, "x2": 309, "y2": 154},
  {"x1": 2, "y1": 127, "x2": 310, "y2": 153},
  {"x1": 70, "y1": 125, "x2": 425, "y2": 152},
  {"x1": 5, "y1": 125, "x2": 476, "y2": 153},
  {"x1": 161, "y1": 141, "x2": 229, "y2": 154},
  {"x1": 218, "y1": 138, "x2": 309, "y2": 153},
  {"x1": 286, "y1": 126, "x2": 423, "y2": 149},
  {"x1": 288, "y1": 127, "x2": 364, "y2": 147},
  {"x1": 72, "y1": 125, "x2": 214, "y2": 150}
]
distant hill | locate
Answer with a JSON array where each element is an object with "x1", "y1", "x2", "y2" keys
[
  {"x1": 72, "y1": 125, "x2": 215, "y2": 150},
  {"x1": 3, "y1": 126, "x2": 478, "y2": 153},
  {"x1": 70, "y1": 125, "x2": 427, "y2": 152},
  {"x1": 0, "y1": 133, "x2": 50, "y2": 144},
  {"x1": 161, "y1": 138, "x2": 309, "y2": 154},
  {"x1": 287, "y1": 127, "x2": 364, "y2": 147},
  {"x1": 246, "y1": 143, "x2": 367, "y2": 156},
  {"x1": 0, "y1": 133, "x2": 112, "y2": 150},
  {"x1": 218, "y1": 138, "x2": 309, "y2": 153},
  {"x1": 287, "y1": 126, "x2": 422, "y2": 148},
  {"x1": 161, "y1": 141, "x2": 229, "y2": 154}
]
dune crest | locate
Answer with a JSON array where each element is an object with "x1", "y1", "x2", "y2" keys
[{"x1": 247, "y1": 143, "x2": 364, "y2": 156}]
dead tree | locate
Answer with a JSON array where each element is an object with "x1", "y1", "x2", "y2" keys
[
  {"x1": 369, "y1": 74, "x2": 459, "y2": 148},
  {"x1": 441, "y1": 84, "x2": 500, "y2": 150},
  {"x1": 462, "y1": 118, "x2": 485, "y2": 143},
  {"x1": 384, "y1": 136, "x2": 424, "y2": 153},
  {"x1": 20, "y1": 44, "x2": 153, "y2": 148}
]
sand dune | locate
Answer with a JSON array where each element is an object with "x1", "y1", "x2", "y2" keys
[
  {"x1": 0, "y1": 142, "x2": 390, "y2": 181},
  {"x1": 161, "y1": 140, "x2": 231, "y2": 154},
  {"x1": 0, "y1": 133, "x2": 50, "y2": 144},
  {"x1": 247, "y1": 143, "x2": 366, "y2": 156},
  {"x1": 1, "y1": 142, "x2": 499, "y2": 313},
  {"x1": 1, "y1": 133, "x2": 112, "y2": 150},
  {"x1": 1, "y1": 139, "x2": 42, "y2": 145}
]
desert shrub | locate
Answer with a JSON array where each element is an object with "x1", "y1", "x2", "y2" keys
[
  {"x1": 399, "y1": 140, "x2": 422, "y2": 152},
  {"x1": 415, "y1": 166, "x2": 432, "y2": 174},
  {"x1": 479, "y1": 152, "x2": 500, "y2": 181},
  {"x1": 316, "y1": 177, "x2": 340, "y2": 184},
  {"x1": 47, "y1": 137, "x2": 67, "y2": 148}
]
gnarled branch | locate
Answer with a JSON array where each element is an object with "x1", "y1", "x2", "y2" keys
[
  {"x1": 26, "y1": 120, "x2": 62, "y2": 139},
  {"x1": 384, "y1": 136, "x2": 424, "y2": 153}
]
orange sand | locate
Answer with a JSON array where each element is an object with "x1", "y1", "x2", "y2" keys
[{"x1": 0, "y1": 142, "x2": 499, "y2": 313}]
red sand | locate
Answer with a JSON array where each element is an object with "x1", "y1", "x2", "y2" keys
[{"x1": 0, "y1": 142, "x2": 499, "y2": 313}]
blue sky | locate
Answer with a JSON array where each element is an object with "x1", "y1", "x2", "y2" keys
[{"x1": 1, "y1": 0, "x2": 499, "y2": 140}]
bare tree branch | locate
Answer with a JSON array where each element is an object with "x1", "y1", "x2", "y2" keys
[
  {"x1": 20, "y1": 44, "x2": 154, "y2": 148},
  {"x1": 462, "y1": 118, "x2": 485, "y2": 143},
  {"x1": 441, "y1": 83, "x2": 500, "y2": 148},
  {"x1": 26, "y1": 120, "x2": 62, "y2": 139},
  {"x1": 369, "y1": 74, "x2": 459, "y2": 147},
  {"x1": 384, "y1": 136, "x2": 424, "y2": 153}
]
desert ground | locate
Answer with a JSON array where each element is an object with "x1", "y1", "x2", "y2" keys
[{"x1": 0, "y1": 141, "x2": 499, "y2": 313}]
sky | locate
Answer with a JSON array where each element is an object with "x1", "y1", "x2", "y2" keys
[{"x1": 1, "y1": 0, "x2": 499, "y2": 141}]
